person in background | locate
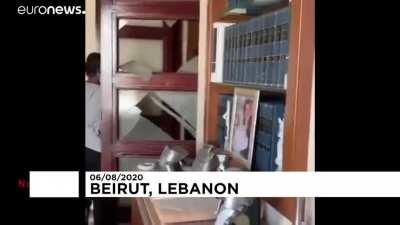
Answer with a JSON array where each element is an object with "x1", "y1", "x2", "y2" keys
[
  {"x1": 85, "y1": 53, "x2": 117, "y2": 225},
  {"x1": 85, "y1": 52, "x2": 101, "y2": 171},
  {"x1": 85, "y1": 52, "x2": 101, "y2": 225}
]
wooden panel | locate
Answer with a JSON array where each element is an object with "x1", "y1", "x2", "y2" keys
[
  {"x1": 211, "y1": 0, "x2": 229, "y2": 22},
  {"x1": 149, "y1": 198, "x2": 217, "y2": 224},
  {"x1": 134, "y1": 198, "x2": 216, "y2": 225},
  {"x1": 115, "y1": 1, "x2": 199, "y2": 20},
  {"x1": 204, "y1": 83, "x2": 233, "y2": 145},
  {"x1": 279, "y1": 0, "x2": 315, "y2": 222},
  {"x1": 187, "y1": 20, "x2": 199, "y2": 60},
  {"x1": 171, "y1": 20, "x2": 183, "y2": 72},
  {"x1": 96, "y1": 0, "x2": 101, "y2": 37},
  {"x1": 215, "y1": 14, "x2": 252, "y2": 23},
  {"x1": 119, "y1": 205, "x2": 132, "y2": 223},
  {"x1": 117, "y1": 0, "x2": 199, "y2": 5},
  {"x1": 195, "y1": 0, "x2": 210, "y2": 150},
  {"x1": 143, "y1": 198, "x2": 162, "y2": 225},
  {"x1": 114, "y1": 73, "x2": 198, "y2": 91},
  {"x1": 101, "y1": 0, "x2": 118, "y2": 171},
  {"x1": 118, "y1": 25, "x2": 169, "y2": 39},
  {"x1": 283, "y1": 0, "x2": 315, "y2": 171},
  {"x1": 133, "y1": 198, "x2": 150, "y2": 225}
]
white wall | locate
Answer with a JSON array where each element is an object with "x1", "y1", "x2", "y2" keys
[
  {"x1": 85, "y1": 0, "x2": 99, "y2": 57},
  {"x1": 304, "y1": 198, "x2": 315, "y2": 225},
  {"x1": 119, "y1": 39, "x2": 163, "y2": 72}
]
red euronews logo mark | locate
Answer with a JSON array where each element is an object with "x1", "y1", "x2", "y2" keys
[
  {"x1": 17, "y1": 5, "x2": 85, "y2": 15},
  {"x1": 18, "y1": 178, "x2": 29, "y2": 189}
]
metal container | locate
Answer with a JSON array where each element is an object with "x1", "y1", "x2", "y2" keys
[
  {"x1": 159, "y1": 145, "x2": 189, "y2": 166},
  {"x1": 192, "y1": 144, "x2": 219, "y2": 171}
]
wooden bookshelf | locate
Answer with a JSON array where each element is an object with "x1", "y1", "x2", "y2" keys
[
  {"x1": 217, "y1": 14, "x2": 253, "y2": 23},
  {"x1": 211, "y1": 82, "x2": 286, "y2": 95},
  {"x1": 198, "y1": 0, "x2": 315, "y2": 223}
]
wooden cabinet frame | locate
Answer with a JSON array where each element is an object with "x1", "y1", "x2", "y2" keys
[{"x1": 100, "y1": 0, "x2": 200, "y2": 171}]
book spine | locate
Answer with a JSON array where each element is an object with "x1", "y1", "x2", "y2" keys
[
  {"x1": 218, "y1": 94, "x2": 234, "y2": 149},
  {"x1": 222, "y1": 27, "x2": 228, "y2": 82},
  {"x1": 223, "y1": 26, "x2": 230, "y2": 83},
  {"x1": 228, "y1": 0, "x2": 237, "y2": 9},
  {"x1": 260, "y1": 15, "x2": 268, "y2": 86},
  {"x1": 235, "y1": 24, "x2": 241, "y2": 84},
  {"x1": 271, "y1": 11, "x2": 280, "y2": 88},
  {"x1": 216, "y1": 24, "x2": 224, "y2": 83},
  {"x1": 271, "y1": 101, "x2": 285, "y2": 171},
  {"x1": 275, "y1": 8, "x2": 289, "y2": 89},
  {"x1": 255, "y1": 15, "x2": 263, "y2": 85},
  {"x1": 217, "y1": 95, "x2": 227, "y2": 147},
  {"x1": 265, "y1": 103, "x2": 275, "y2": 171},
  {"x1": 279, "y1": 7, "x2": 291, "y2": 89},
  {"x1": 244, "y1": 19, "x2": 250, "y2": 84},
  {"x1": 239, "y1": 23, "x2": 245, "y2": 84},
  {"x1": 264, "y1": 13, "x2": 274, "y2": 87},
  {"x1": 254, "y1": 103, "x2": 266, "y2": 171},
  {"x1": 228, "y1": 26, "x2": 234, "y2": 83},
  {"x1": 277, "y1": 55, "x2": 286, "y2": 89},
  {"x1": 211, "y1": 26, "x2": 217, "y2": 82},
  {"x1": 233, "y1": 24, "x2": 240, "y2": 83},
  {"x1": 254, "y1": 102, "x2": 274, "y2": 171},
  {"x1": 250, "y1": 19, "x2": 257, "y2": 84},
  {"x1": 279, "y1": 8, "x2": 290, "y2": 56},
  {"x1": 236, "y1": 22, "x2": 241, "y2": 84},
  {"x1": 253, "y1": 18, "x2": 260, "y2": 85},
  {"x1": 244, "y1": 21, "x2": 251, "y2": 85}
]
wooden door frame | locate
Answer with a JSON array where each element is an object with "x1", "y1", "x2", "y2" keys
[{"x1": 101, "y1": 0, "x2": 199, "y2": 171}]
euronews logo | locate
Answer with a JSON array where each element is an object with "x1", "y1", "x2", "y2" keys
[{"x1": 17, "y1": 5, "x2": 85, "y2": 15}]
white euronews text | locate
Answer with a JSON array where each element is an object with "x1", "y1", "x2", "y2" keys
[{"x1": 17, "y1": 5, "x2": 85, "y2": 15}]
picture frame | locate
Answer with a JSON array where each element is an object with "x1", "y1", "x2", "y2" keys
[{"x1": 228, "y1": 88, "x2": 260, "y2": 169}]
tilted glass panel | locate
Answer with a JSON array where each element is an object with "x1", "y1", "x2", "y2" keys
[{"x1": 118, "y1": 90, "x2": 197, "y2": 141}]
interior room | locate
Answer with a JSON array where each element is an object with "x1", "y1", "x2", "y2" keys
[{"x1": 85, "y1": 0, "x2": 314, "y2": 225}]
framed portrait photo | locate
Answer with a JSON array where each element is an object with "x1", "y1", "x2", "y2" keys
[{"x1": 229, "y1": 88, "x2": 260, "y2": 169}]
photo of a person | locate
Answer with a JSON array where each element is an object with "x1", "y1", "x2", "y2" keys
[
  {"x1": 232, "y1": 98, "x2": 254, "y2": 159},
  {"x1": 229, "y1": 88, "x2": 260, "y2": 169}
]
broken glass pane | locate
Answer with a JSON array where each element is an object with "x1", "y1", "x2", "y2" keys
[{"x1": 118, "y1": 90, "x2": 197, "y2": 141}]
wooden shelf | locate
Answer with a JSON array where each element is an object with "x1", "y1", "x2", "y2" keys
[
  {"x1": 215, "y1": 13, "x2": 253, "y2": 23},
  {"x1": 211, "y1": 82, "x2": 286, "y2": 95},
  {"x1": 113, "y1": 73, "x2": 197, "y2": 91},
  {"x1": 214, "y1": 0, "x2": 289, "y2": 23}
]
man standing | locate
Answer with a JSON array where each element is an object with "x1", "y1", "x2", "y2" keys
[
  {"x1": 85, "y1": 52, "x2": 117, "y2": 225},
  {"x1": 85, "y1": 52, "x2": 101, "y2": 172},
  {"x1": 85, "y1": 52, "x2": 101, "y2": 224}
]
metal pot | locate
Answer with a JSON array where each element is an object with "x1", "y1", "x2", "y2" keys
[{"x1": 159, "y1": 145, "x2": 189, "y2": 166}]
